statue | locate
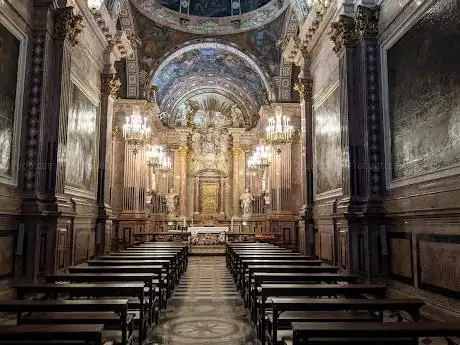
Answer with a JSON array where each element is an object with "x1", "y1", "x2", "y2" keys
[
  {"x1": 240, "y1": 187, "x2": 254, "y2": 216},
  {"x1": 230, "y1": 104, "x2": 243, "y2": 127},
  {"x1": 165, "y1": 188, "x2": 179, "y2": 216},
  {"x1": 145, "y1": 189, "x2": 153, "y2": 205},
  {"x1": 263, "y1": 191, "x2": 271, "y2": 205}
]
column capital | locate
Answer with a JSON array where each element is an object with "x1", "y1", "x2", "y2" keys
[
  {"x1": 175, "y1": 146, "x2": 189, "y2": 157},
  {"x1": 231, "y1": 147, "x2": 245, "y2": 157},
  {"x1": 356, "y1": 5, "x2": 380, "y2": 38},
  {"x1": 54, "y1": 6, "x2": 84, "y2": 46},
  {"x1": 329, "y1": 15, "x2": 359, "y2": 55},
  {"x1": 101, "y1": 74, "x2": 121, "y2": 99}
]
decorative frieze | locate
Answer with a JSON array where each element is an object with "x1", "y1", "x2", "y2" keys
[
  {"x1": 329, "y1": 15, "x2": 359, "y2": 55},
  {"x1": 54, "y1": 7, "x2": 84, "y2": 46}
]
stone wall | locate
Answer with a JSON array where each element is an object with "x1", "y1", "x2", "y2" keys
[{"x1": 379, "y1": 0, "x2": 460, "y2": 316}]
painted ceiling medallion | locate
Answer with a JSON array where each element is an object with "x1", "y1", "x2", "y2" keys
[{"x1": 129, "y1": 0, "x2": 288, "y2": 35}]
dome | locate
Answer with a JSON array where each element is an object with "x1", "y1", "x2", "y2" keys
[{"x1": 156, "y1": 0, "x2": 271, "y2": 18}]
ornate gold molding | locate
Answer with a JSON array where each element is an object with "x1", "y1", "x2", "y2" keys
[
  {"x1": 54, "y1": 7, "x2": 84, "y2": 46},
  {"x1": 356, "y1": 5, "x2": 379, "y2": 38},
  {"x1": 231, "y1": 147, "x2": 245, "y2": 157},
  {"x1": 146, "y1": 84, "x2": 158, "y2": 104},
  {"x1": 294, "y1": 79, "x2": 313, "y2": 101},
  {"x1": 329, "y1": 15, "x2": 359, "y2": 55},
  {"x1": 175, "y1": 146, "x2": 189, "y2": 157},
  {"x1": 102, "y1": 74, "x2": 121, "y2": 98},
  {"x1": 112, "y1": 126, "x2": 123, "y2": 141}
]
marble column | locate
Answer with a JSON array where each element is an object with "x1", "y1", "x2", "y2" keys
[
  {"x1": 231, "y1": 145, "x2": 245, "y2": 217},
  {"x1": 175, "y1": 146, "x2": 189, "y2": 218},
  {"x1": 21, "y1": 4, "x2": 83, "y2": 278},
  {"x1": 329, "y1": 6, "x2": 385, "y2": 278},
  {"x1": 96, "y1": 58, "x2": 120, "y2": 256},
  {"x1": 296, "y1": 53, "x2": 315, "y2": 256}
]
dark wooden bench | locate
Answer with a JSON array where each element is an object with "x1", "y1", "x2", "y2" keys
[
  {"x1": 288, "y1": 321, "x2": 460, "y2": 345},
  {"x1": 257, "y1": 284, "x2": 387, "y2": 342},
  {"x1": 0, "y1": 324, "x2": 107, "y2": 345},
  {"x1": 265, "y1": 297, "x2": 424, "y2": 345},
  {"x1": 14, "y1": 283, "x2": 148, "y2": 342},
  {"x1": 0, "y1": 299, "x2": 133, "y2": 345}
]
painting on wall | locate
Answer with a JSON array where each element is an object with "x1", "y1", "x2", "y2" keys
[
  {"x1": 388, "y1": 0, "x2": 460, "y2": 180},
  {"x1": 65, "y1": 83, "x2": 99, "y2": 193},
  {"x1": 314, "y1": 85, "x2": 342, "y2": 195},
  {"x1": 157, "y1": 0, "x2": 271, "y2": 17},
  {"x1": 0, "y1": 22, "x2": 20, "y2": 178}
]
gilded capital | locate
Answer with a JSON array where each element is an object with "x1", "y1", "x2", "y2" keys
[
  {"x1": 356, "y1": 5, "x2": 380, "y2": 38},
  {"x1": 175, "y1": 146, "x2": 189, "y2": 157},
  {"x1": 102, "y1": 74, "x2": 121, "y2": 98},
  {"x1": 231, "y1": 147, "x2": 245, "y2": 157},
  {"x1": 54, "y1": 7, "x2": 84, "y2": 46},
  {"x1": 329, "y1": 15, "x2": 358, "y2": 55}
]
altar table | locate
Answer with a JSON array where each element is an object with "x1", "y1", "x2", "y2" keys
[{"x1": 187, "y1": 227, "x2": 229, "y2": 245}]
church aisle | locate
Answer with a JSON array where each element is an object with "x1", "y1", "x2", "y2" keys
[{"x1": 147, "y1": 256, "x2": 257, "y2": 345}]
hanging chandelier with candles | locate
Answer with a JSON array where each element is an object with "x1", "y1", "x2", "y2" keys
[
  {"x1": 265, "y1": 105, "x2": 294, "y2": 152},
  {"x1": 122, "y1": 106, "x2": 151, "y2": 154},
  {"x1": 247, "y1": 145, "x2": 271, "y2": 173},
  {"x1": 146, "y1": 144, "x2": 165, "y2": 170},
  {"x1": 157, "y1": 153, "x2": 173, "y2": 174}
]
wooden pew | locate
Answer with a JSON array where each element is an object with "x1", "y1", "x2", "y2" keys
[
  {"x1": 68, "y1": 265, "x2": 167, "y2": 309},
  {"x1": 0, "y1": 324, "x2": 106, "y2": 345},
  {"x1": 288, "y1": 321, "x2": 460, "y2": 345},
  {"x1": 266, "y1": 297, "x2": 425, "y2": 345},
  {"x1": 0, "y1": 299, "x2": 133, "y2": 345},
  {"x1": 116, "y1": 250, "x2": 187, "y2": 276},
  {"x1": 257, "y1": 284, "x2": 387, "y2": 343},
  {"x1": 45, "y1": 273, "x2": 158, "y2": 325},
  {"x1": 15, "y1": 283, "x2": 148, "y2": 342}
]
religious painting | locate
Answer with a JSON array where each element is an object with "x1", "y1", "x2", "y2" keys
[
  {"x1": 388, "y1": 0, "x2": 460, "y2": 180},
  {"x1": 314, "y1": 85, "x2": 342, "y2": 195},
  {"x1": 200, "y1": 182, "x2": 219, "y2": 214},
  {"x1": 0, "y1": 22, "x2": 20, "y2": 178},
  {"x1": 65, "y1": 83, "x2": 99, "y2": 193},
  {"x1": 191, "y1": 127, "x2": 230, "y2": 172}
]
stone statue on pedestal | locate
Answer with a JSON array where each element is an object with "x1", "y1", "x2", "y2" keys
[
  {"x1": 240, "y1": 187, "x2": 254, "y2": 216},
  {"x1": 165, "y1": 188, "x2": 179, "y2": 216}
]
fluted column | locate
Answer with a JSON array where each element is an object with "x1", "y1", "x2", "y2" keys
[
  {"x1": 231, "y1": 146, "x2": 245, "y2": 217},
  {"x1": 175, "y1": 146, "x2": 189, "y2": 218}
]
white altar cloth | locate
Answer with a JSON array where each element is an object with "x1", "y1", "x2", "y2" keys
[{"x1": 188, "y1": 227, "x2": 229, "y2": 236}]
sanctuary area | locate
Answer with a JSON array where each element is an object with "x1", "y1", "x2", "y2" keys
[{"x1": 0, "y1": 0, "x2": 459, "y2": 344}]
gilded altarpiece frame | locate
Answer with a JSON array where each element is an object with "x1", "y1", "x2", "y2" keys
[{"x1": 200, "y1": 182, "x2": 219, "y2": 214}]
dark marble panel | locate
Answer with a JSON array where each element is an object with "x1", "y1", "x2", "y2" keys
[
  {"x1": 0, "y1": 232, "x2": 14, "y2": 278},
  {"x1": 314, "y1": 86, "x2": 342, "y2": 194},
  {"x1": 388, "y1": 0, "x2": 460, "y2": 179},
  {"x1": 65, "y1": 84, "x2": 98, "y2": 192},
  {"x1": 0, "y1": 22, "x2": 20, "y2": 176}
]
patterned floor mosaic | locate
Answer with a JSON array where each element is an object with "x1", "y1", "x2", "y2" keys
[{"x1": 147, "y1": 256, "x2": 257, "y2": 345}]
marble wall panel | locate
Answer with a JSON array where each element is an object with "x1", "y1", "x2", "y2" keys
[
  {"x1": 319, "y1": 232, "x2": 333, "y2": 261},
  {"x1": 389, "y1": 237, "x2": 412, "y2": 279},
  {"x1": 65, "y1": 84, "x2": 99, "y2": 193},
  {"x1": 388, "y1": 0, "x2": 460, "y2": 179},
  {"x1": 314, "y1": 85, "x2": 342, "y2": 195},
  {"x1": 311, "y1": 35, "x2": 339, "y2": 97},
  {"x1": 74, "y1": 229, "x2": 90, "y2": 263},
  {"x1": 419, "y1": 240, "x2": 460, "y2": 294},
  {"x1": 0, "y1": 235, "x2": 14, "y2": 277}
]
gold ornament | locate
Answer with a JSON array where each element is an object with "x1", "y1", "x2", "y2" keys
[
  {"x1": 356, "y1": 5, "x2": 379, "y2": 38},
  {"x1": 175, "y1": 146, "x2": 189, "y2": 157},
  {"x1": 231, "y1": 147, "x2": 245, "y2": 157},
  {"x1": 109, "y1": 76, "x2": 121, "y2": 99},
  {"x1": 112, "y1": 126, "x2": 123, "y2": 140},
  {"x1": 54, "y1": 7, "x2": 84, "y2": 46},
  {"x1": 293, "y1": 82, "x2": 306, "y2": 101},
  {"x1": 329, "y1": 15, "x2": 358, "y2": 55}
]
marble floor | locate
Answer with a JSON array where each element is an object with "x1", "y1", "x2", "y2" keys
[
  {"x1": 146, "y1": 256, "x2": 257, "y2": 345},
  {"x1": 146, "y1": 255, "x2": 451, "y2": 345}
]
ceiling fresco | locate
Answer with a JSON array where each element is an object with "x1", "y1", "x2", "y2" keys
[
  {"x1": 156, "y1": 0, "x2": 271, "y2": 17},
  {"x1": 129, "y1": 0, "x2": 288, "y2": 35}
]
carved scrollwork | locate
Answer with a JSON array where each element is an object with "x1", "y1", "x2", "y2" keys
[
  {"x1": 102, "y1": 74, "x2": 121, "y2": 98},
  {"x1": 54, "y1": 7, "x2": 84, "y2": 46},
  {"x1": 356, "y1": 5, "x2": 380, "y2": 38},
  {"x1": 329, "y1": 15, "x2": 359, "y2": 55}
]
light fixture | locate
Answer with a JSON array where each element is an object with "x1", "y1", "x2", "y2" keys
[
  {"x1": 146, "y1": 144, "x2": 165, "y2": 170},
  {"x1": 247, "y1": 145, "x2": 271, "y2": 173},
  {"x1": 265, "y1": 105, "x2": 293, "y2": 153},
  {"x1": 87, "y1": 0, "x2": 103, "y2": 11},
  {"x1": 122, "y1": 106, "x2": 151, "y2": 154},
  {"x1": 157, "y1": 152, "x2": 173, "y2": 174}
]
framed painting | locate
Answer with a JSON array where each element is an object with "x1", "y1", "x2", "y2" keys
[
  {"x1": 0, "y1": 12, "x2": 27, "y2": 186},
  {"x1": 64, "y1": 76, "x2": 99, "y2": 198}
]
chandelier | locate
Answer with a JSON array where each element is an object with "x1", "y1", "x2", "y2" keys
[
  {"x1": 157, "y1": 153, "x2": 173, "y2": 174},
  {"x1": 247, "y1": 145, "x2": 271, "y2": 173},
  {"x1": 146, "y1": 145, "x2": 165, "y2": 170},
  {"x1": 122, "y1": 106, "x2": 151, "y2": 154},
  {"x1": 265, "y1": 105, "x2": 294, "y2": 153},
  {"x1": 87, "y1": 0, "x2": 103, "y2": 11}
]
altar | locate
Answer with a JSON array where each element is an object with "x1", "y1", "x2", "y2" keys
[{"x1": 188, "y1": 226, "x2": 228, "y2": 246}]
